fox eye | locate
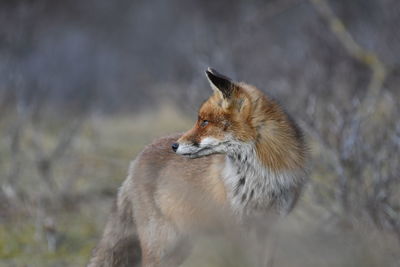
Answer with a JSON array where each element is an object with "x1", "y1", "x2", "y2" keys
[{"x1": 200, "y1": 120, "x2": 209, "y2": 127}]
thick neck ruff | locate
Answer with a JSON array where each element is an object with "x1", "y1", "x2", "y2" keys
[{"x1": 222, "y1": 142, "x2": 303, "y2": 217}]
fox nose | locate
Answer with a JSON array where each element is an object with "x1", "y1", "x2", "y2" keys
[{"x1": 172, "y1": 143, "x2": 179, "y2": 152}]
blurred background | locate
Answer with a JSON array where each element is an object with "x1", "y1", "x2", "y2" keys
[{"x1": 0, "y1": 0, "x2": 399, "y2": 266}]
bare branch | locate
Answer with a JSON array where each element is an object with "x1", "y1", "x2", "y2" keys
[{"x1": 309, "y1": 0, "x2": 387, "y2": 118}]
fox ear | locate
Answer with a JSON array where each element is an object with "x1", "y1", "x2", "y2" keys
[{"x1": 205, "y1": 68, "x2": 234, "y2": 99}]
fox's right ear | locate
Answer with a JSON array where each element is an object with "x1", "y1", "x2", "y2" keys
[{"x1": 205, "y1": 68, "x2": 234, "y2": 99}]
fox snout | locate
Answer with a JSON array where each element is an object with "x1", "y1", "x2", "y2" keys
[
  {"x1": 171, "y1": 139, "x2": 198, "y2": 156},
  {"x1": 172, "y1": 136, "x2": 227, "y2": 159},
  {"x1": 171, "y1": 141, "x2": 198, "y2": 152}
]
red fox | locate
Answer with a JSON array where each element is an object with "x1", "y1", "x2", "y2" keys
[{"x1": 88, "y1": 68, "x2": 308, "y2": 267}]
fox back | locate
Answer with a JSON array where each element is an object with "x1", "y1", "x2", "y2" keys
[{"x1": 88, "y1": 68, "x2": 308, "y2": 267}]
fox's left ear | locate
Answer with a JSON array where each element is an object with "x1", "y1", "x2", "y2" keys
[{"x1": 205, "y1": 68, "x2": 234, "y2": 99}]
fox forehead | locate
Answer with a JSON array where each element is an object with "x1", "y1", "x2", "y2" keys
[
  {"x1": 196, "y1": 91, "x2": 258, "y2": 140},
  {"x1": 198, "y1": 104, "x2": 227, "y2": 123},
  {"x1": 198, "y1": 95, "x2": 227, "y2": 120}
]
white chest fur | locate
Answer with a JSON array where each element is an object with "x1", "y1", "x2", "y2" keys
[{"x1": 221, "y1": 143, "x2": 303, "y2": 217}]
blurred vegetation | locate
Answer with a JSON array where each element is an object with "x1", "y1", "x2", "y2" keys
[{"x1": 0, "y1": 0, "x2": 399, "y2": 266}]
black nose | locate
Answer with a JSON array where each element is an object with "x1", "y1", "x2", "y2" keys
[{"x1": 172, "y1": 143, "x2": 179, "y2": 152}]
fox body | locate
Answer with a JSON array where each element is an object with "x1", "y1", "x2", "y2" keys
[{"x1": 89, "y1": 69, "x2": 307, "y2": 267}]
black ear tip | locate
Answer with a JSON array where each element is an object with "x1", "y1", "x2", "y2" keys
[
  {"x1": 205, "y1": 68, "x2": 231, "y2": 81},
  {"x1": 206, "y1": 67, "x2": 216, "y2": 74},
  {"x1": 205, "y1": 67, "x2": 215, "y2": 77},
  {"x1": 204, "y1": 68, "x2": 234, "y2": 98}
]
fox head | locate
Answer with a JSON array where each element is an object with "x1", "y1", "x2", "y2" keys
[
  {"x1": 172, "y1": 68, "x2": 306, "y2": 171},
  {"x1": 172, "y1": 68, "x2": 257, "y2": 158}
]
